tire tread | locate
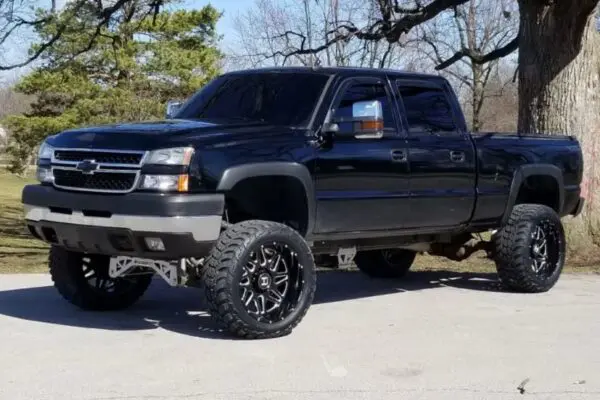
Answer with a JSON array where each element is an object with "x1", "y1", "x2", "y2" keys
[
  {"x1": 49, "y1": 247, "x2": 152, "y2": 311},
  {"x1": 494, "y1": 204, "x2": 565, "y2": 293},
  {"x1": 202, "y1": 220, "x2": 316, "y2": 339}
]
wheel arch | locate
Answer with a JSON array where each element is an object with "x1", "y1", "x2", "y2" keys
[
  {"x1": 502, "y1": 164, "x2": 565, "y2": 225},
  {"x1": 217, "y1": 162, "x2": 316, "y2": 236}
]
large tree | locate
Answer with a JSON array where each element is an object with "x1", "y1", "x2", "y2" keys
[{"x1": 1, "y1": 1, "x2": 222, "y2": 173}]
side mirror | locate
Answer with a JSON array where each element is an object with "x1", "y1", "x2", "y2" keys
[
  {"x1": 331, "y1": 100, "x2": 384, "y2": 139},
  {"x1": 165, "y1": 100, "x2": 182, "y2": 119}
]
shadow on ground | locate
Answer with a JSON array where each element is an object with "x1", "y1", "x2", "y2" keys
[{"x1": 0, "y1": 269, "x2": 504, "y2": 340}]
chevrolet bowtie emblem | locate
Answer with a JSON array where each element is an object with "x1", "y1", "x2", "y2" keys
[{"x1": 75, "y1": 159, "x2": 99, "y2": 175}]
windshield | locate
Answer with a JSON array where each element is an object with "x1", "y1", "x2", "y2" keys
[{"x1": 174, "y1": 72, "x2": 331, "y2": 127}]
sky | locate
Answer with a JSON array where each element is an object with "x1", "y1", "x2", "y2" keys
[
  {"x1": 190, "y1": 0, "x2": 254, "y2": 43},
  {"x1": 184, "y1": 0, "x2": 251, "y2": 47}
]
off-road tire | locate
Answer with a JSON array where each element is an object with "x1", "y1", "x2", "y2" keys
[
  {"x1": 355, "y1": 249, "x2": 416, "y2": 278},
  {"x1": 202, "y1": 220, "x2": 317, "y2": 339},
  {"x1": 494, "y1": 204, "x2": 566, "y2": 293},
  {"x1": 49, "y1": 246, "x2": 153, "y2": 311}
]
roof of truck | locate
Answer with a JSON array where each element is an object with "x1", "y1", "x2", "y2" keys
[{"x1": 225, "y1": 66, "x2": 445, "y2": 81}]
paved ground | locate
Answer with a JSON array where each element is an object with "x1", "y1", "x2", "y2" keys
[{"x1": 0, "y1": 270, "x2": 599, "y2": 400}]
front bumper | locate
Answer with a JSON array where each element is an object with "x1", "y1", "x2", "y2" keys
[{"x1": 22, "y1": 185, "x2": 224, "y2": 259}]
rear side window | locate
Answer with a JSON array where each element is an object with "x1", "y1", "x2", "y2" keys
[{"x1": 396, "y1": 84, "x2": 457, "y2": 134}]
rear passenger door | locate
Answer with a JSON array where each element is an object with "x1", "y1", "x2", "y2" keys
[{"x1": 395, "y1": 79, "x2": 476, "y2": 229}]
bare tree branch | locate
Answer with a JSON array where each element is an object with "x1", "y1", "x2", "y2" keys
[
  {"x1": 384, "y1": 0, "x2": 471, "y2": 42},
  {"x1": 264, "y1": 0, "x2": 520, "y2": 70},
  {"x1": 0, "y1": 15, "x2": 74, "y2": 71},
  {"x1": 0, "y1": 16, "x2": 51, "y2": 48},
  {"x1": 435, "y1": 33, "x2": 519, "y2": 70}
]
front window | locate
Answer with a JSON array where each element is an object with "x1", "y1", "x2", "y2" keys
[
  {"x1": 333, "y1": 82, "x2": 396, "y2": 134},
  {"x1": 175, "y1": 72, "x2": 331, "y2": 127}
]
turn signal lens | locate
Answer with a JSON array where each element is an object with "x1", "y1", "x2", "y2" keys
[
  {"x1": 360, "y1": 120, "x2": 384, "y2": 131},
  {"x1": 177, "y1": 174, "x2": 189, "y2": 192}
]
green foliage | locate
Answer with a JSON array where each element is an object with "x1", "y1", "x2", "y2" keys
[{"x1": 3, "y1": 1, "x2": 222, "y2": 174}]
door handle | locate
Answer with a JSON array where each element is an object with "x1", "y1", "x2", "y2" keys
[
  {"x1": 390, "y1": 149, "x2": 407, "y2": 163},
  {"x1": 449, "y1": 151, "x2": 465, "y2": 163}
]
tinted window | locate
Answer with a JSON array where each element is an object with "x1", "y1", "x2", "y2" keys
[
  {"x1": 176, "y1": 72, "x2": 330, "y2": 127},
  {"x1": 397, "y1": 85, "x2": 457, "y2": 134},
  {"x1": 333, "y1": 82, "x2": 396, "y2": 132}
]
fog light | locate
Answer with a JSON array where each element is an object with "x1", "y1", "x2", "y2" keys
[{"x1": 144, "y1": 237, "x2": 165, "y2": 251}]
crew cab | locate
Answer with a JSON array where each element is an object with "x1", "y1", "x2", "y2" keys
[{"x1": 22, "y1": 67, "x2": 585, "y2": 339}]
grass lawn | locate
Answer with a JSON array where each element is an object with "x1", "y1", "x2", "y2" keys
[
  {"x1": 0, "y1": 172, "x2": 49, "y2": 273},
  {"x1": 0, "y1": 171, "x2": 597, "y2": 275}
]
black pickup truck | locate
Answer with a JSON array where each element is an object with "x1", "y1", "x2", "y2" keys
[{"x1": 22, "y1": 67, "x2": 584, "y2": 339}]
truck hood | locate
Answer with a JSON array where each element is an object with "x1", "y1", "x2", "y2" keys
[{"x1": 46, "y1": 119, "x2": 300, "y2": 150}]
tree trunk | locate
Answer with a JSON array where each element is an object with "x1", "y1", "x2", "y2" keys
[
  {"x1": 518, "y1": 2, "x2": 600, "y2": 238},
  {"x1": 471, "y1": 64, "x2": 484, "y2": 133}
]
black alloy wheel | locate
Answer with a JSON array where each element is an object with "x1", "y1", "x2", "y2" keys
[
  {"x1": 530, "y1": 222, "x2": 561, "y2": 279},
  {"x1": 239, "y1": 242, "x2": 302, "y2": 323}
]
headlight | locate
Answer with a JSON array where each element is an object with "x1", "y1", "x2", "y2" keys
[
  {"x1": 38, "y1": 141, "x2": 54, "y2": 160},
  {"x1": 36, "y1": 167, "x2": 54, "y2": 183},
  {"x1": 145, "y1": 147, "x2": 194, "y2": 165},
  {"x1": 36, "y1": 141, "x2": 54, "y2": 183},
  {"x1": 140, "y1": 174, "x2": 189, "y2": 192}
]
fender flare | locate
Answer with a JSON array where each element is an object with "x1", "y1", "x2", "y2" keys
[
  {"x1": 217, "y1": 162, "x2": 316, "y2": 235},
  {"x1": 501, "y1": 164, "x2": 565, "y2": 225}
]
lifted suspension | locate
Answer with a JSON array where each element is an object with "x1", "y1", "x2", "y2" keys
[{"x1": 108, "y1": 256, "x2": 203, "y2": 287}]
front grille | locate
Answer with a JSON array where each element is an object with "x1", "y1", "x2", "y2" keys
[
  {"x1": 50, "y1": 148, "x2": 144, "y2": 193},
  {"x1": 53, "y1": 169, "x2": 137, "y2": 192},
  {"x1": 54, "y1": 150, "x2": 143, "y2": 165}
]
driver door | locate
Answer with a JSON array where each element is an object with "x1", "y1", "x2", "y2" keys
[{"x1": 313, "y1": 76, "x2": 410, "y2": 234}]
